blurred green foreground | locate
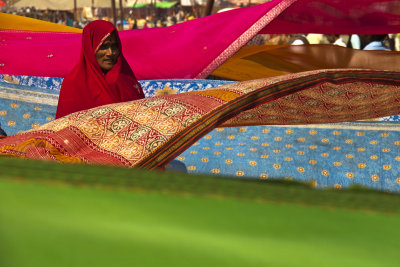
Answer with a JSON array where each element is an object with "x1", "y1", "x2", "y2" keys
[{"x1": 0, "y1": 157, "x2": 399, "y2": 267}]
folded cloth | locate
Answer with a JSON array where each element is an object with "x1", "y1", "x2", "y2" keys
[{"x1": 1, "y1": 69, "x2": 400, "y2": 169}]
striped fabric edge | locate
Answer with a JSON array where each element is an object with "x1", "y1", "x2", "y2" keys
[
  {"x1": 196, "y1": 0, "x2": 298, "y2": 79},
  {"x1": 0, "y1": 126, "x2": 132, "y2": 166}
]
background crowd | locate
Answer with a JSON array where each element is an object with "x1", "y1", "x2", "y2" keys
[
  {"x1": 2, "y1": 4, "x2": 200, "y2": 29},
  {"x1": 248, "y1": 33, "x2": 400, "y2": 51}
]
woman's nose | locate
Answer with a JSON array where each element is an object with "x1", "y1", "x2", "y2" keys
[{"x1": 105, "y1": 47, "x2": 113, "y2": 55}]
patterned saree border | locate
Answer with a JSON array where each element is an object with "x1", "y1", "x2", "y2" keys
[
  {"x1": 70, "y1": 126, "x2": 133, "y2": 166},
  {"x1": 138, "y1": 70, "x2": 400, "y2": 169},
  {"x1": 195, "y1": 0, "x2": 298, "y2": 79},
  {"x1": 0, "y1": 85, "x2": 59, "y2": 105},
  {"x1": 270, "y1": 122, "x2": 400, "y2": 131},
  {"x1": 0, "y1": 126, "x2": 132, "y2": 166},
  {"x1": 0, "y1": 134, "x2": 82, "y2": 163}
]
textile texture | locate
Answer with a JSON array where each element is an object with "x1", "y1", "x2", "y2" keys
[
  {"x1": 1, "y1": 72, "x2": 400, "y2": 192},
  {"x1": 0, "y1": 80, "x2": 59, "y2": 136},
  {"x1": 0, "y1": 1, "x2": 289, "y2": 79},
  {"x1": 1, "y1": 69, "x2": 400, "y2": 171},
  {"x1": 261, "y1": 0, "x2": 400, "y2": 34},
  {"x1": 2, "y1": 0, "x2": 400, "y2": 80},
  {"x1": 211, "y1": 44, "x2": 400, "y2": 81},
  {"x1": 0, "y1": 77, "x2": 233, "y2": 136},
  {"x1": 179, "y1": 123, "x2": 400, "y2": 192},
  {"x1": 0, "y1": 12, "x2": 82, "y2": 33}
]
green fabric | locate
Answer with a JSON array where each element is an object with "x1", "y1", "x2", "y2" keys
[
  {"x1": 131, "y1": 2, "x2": 149, "y2": 8},
  {"x1": 155, "y1": 1, "x2": 177, "y2": 8},
  {"x1": 1, "y1": 157, "x2": 400, "y2": 266},
  {"x1": 131, "y1": 1, "x2": 177, "y2": 8}
]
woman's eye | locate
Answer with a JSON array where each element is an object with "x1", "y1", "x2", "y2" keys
[
  {"x1": 99, "y1": 43, "x2": 118, "y2": 51},
  {"x1": 99, "y1": 44, "x2": 108, "y2": 50}
]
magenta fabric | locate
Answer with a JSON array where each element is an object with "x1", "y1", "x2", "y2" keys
[
  {"x1": 56, "y1": 20, "x2": 144, "y2": 119},
  {"x1": 0, "y1": 0, "x2": 288, "y2": 79},
  {"x1": 1, "y1": 0, "x2": 400, "y2": 79},
  {"x1": 262, "y1": 0, "x2": 400, "y2": 34}
]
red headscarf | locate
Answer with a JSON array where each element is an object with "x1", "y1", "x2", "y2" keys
[{"x1": 56, "y1": 20, "x2": 144, "y2": 118}]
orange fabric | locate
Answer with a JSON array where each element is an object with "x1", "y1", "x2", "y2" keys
[
  {"x1": 212, "y1": 44, "x2": 400, "y2": 81},
  {"x1": 0, "y1": 12, "x2": 82, "y2": 33}
]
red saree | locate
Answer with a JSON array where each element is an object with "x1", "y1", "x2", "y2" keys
[{"x1": 55, "y1": 20, "x2": 144, "y2": 119}]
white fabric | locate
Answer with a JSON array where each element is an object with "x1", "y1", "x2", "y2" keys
[
  {"x1": 334, "y1": 38, "x2": 347, "y2": 47},
  {"x1": 13, "y1": 0, "x2": 113, "y2": 10}
]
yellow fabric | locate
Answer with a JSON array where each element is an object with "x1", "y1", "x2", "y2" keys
[
  {"x1": 0, "y1": 13, "x2": 82, "y2": 33},
  {"x1": 186, "y1": 89, "x2": 241, "y2": 102},
  {"x1": 0, "y1": 138, "x2": 83, "y2": 163}
]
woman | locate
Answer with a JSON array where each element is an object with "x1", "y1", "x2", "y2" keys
[{"x1": 56, "y1": 20, "x2": 145, "y2": 119}]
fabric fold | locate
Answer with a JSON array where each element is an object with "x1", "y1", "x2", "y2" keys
[
  {"x1": 2, "y1": 0, "x2": 400, "y2": 79},
  {"x1": 1, "y1": 69, "x2": 400, "y2": 169}
]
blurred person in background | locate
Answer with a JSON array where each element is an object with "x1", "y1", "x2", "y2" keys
[{"x1": 362, "y1": 34, "x2": 391, "y2": 51}]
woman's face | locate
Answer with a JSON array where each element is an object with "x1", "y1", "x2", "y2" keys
[{"x1": 95, "y1": 32, "x2": 120, "y2": 73}]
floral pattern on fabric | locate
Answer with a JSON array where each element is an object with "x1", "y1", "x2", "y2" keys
[{"x1": 2, "y1": 70, "x2": 400, "y2": 193}]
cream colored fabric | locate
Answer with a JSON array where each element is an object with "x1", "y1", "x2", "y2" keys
[{"x1": 12, "y1": 0, "x2": 112, "y2": 9}]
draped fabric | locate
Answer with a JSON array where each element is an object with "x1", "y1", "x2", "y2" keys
[
  {"x1": 1, "y1": 69, "x2": 400, "y2": 169},
  {"x1": 0, "y1": 75, "x2": 233, "y2": 136},
  {"x1": 212, "y1": 44, "x2": 400, "y2": 81},
  {"x1": 1, "y1": 0, "x2": 400, "y2": 80},
  {"x1": 0, "y1": 12, "x2": 82, "y2": 33},
  {"x1": 1, "y1": 73, "x2": 400, "y2": 192},
  {"x1": 56, "y1": 20, "x2": 144, "y2": 118},
  {"x1": 0, "y1": 0, "x2": 294, "y2": 79},
  {"x1": 260, "y1": 0, "x2": 400, "y2": 34}
]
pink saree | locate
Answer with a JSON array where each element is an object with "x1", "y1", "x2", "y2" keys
[{"x1": 1, "y1": 0, "x2": 400, "y2": 79}]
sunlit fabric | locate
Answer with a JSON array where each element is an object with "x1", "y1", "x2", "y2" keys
[
  {"x1": 1, "y1": 72, "x2": 400, "y2": 192},
  {"x1": 2, "y1": 0, "x2": 400, "y2": 79},
  {"x1": 261, "y1": 0, "x2": 400, "y2": 34},
  {"x1": 0, "y1": 0, "x2": 293, "y2": 79},
  {"x1": 0, "y1": 12, "x2": 82, "y2": 33},
  {"x1": 211, "y1": 45, "x2": 400, "y2": 81},
  {"x1": 0, "y1": 76, "x2": 232, "y2": 136},
  {"x1": 1, "y1": 69, "x2": 400, "y2": 169}
]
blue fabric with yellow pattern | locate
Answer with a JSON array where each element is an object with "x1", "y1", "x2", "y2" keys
[
  {"x1": 1, "y1": 74, "x2": 400, "y2": 192},
  {"x1": 178, "y1": 123, "x2": 400, "y2": 192},
  {"x1": 0, "y1": 80, "x2": 59, "y2": 136}
]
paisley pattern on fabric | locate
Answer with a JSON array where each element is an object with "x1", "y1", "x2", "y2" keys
[
  {"x1": 0, "y1": 76, "x2": 234, "y2": 136},
  {"x1": 2, "y1": 70, "x2": 400, "y2": 192},
  {"x1": 1, "y1": 69, "x2": 400, "y2": 170}
]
